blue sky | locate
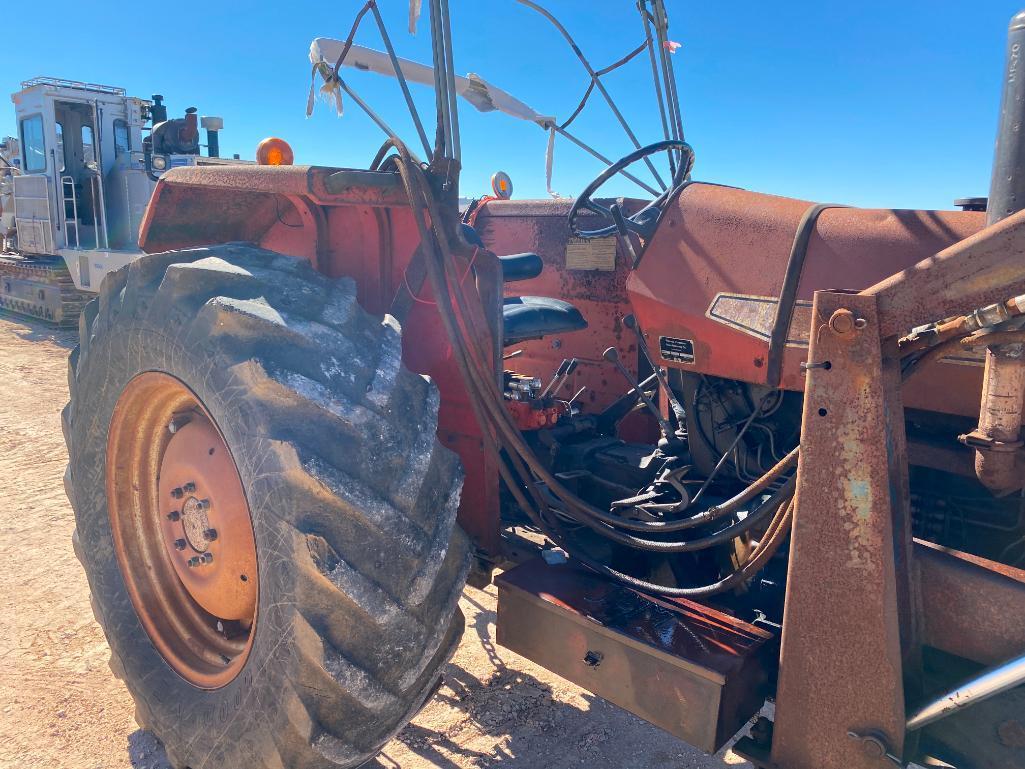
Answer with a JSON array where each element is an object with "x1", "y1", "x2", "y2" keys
[{"x1": 3, "y1": 1, "x2": 1021, "y2": 208}]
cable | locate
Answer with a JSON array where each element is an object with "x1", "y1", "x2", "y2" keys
[{"x1": 381, "y1": 137, "x2": 796, "y2": 595}]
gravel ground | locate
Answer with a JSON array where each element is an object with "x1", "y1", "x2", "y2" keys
[{"x1": 0, "y1": 311, "x2": 750, "y2": 769}]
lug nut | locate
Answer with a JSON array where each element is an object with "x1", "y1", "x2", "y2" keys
[
  {"x1": 204, "y1": 528, "x2": 218, "y2": 541},
  {"x1": 166, "y1": 510, "x2": 180, "y2": 522},
  {"x1": 174, "y1": 539, "x2": 187, "y2": 551},
  {"x1": 196, "y1": 499, "x2": 210, "y2": 511},
  {"x1": 187, "y1": 556, "x2": 201, "y2": 568},
  {"x1": 202, "y1": 552, "x2": 214, "y2": 564},
  {"x1": 183, "y1": 482, "x2": 196, "y2": 494},
  {"x1": 168, "y1": 415, "x2": 191, "y2": 434},
  {"x1": 170, "y1": 487, "x2": 184, "y2": 500}
]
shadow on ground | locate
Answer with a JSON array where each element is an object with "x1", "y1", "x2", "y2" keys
[
  {"x1": 0, "y1": 311, "x2": 77, "y2": 348},
  {"x1": 370, "y1": 592, "x2": 717, "y2": 769},
  {"x1": 127, "y1": 729, "x2": 172, "y2": 769}
]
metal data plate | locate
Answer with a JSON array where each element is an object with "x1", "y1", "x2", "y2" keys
[
  {"x1": 565, "y1": 236, "x2": 617, "y2": 271},
  {"x1": 496, "y1": 559, "x2": 776, "y2": 752}
]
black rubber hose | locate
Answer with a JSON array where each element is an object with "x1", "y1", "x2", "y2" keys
[
  {"x1": 403, "y1": 147, "x2": 797, "y2": 553},
  {"x1": 547, "y1": 474, "x2": 795, "y2": 553},
  {"x1": 386, "y1": 138, "x2": 795, "y2": 594}
]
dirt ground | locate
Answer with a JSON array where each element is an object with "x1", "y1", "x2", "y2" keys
[{"x1": 0, "y1": 312, "x2": 751, "y2": 769}]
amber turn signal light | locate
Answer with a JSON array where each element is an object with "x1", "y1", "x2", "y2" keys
[{"x1": 256, "y1": 137, "x2": 294, "y2": 166}]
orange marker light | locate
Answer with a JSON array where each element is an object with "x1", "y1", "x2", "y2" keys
[
  {"x1": 491, "y1": 171, "x2": 513, "y2": 200},
  {"x1": 256, "y1": 137, "x2": 294, "y2": 166}
]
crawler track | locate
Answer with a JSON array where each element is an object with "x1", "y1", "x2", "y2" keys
[{"x1": 0, "y1": 254, "x2": 91, "y2": 326}]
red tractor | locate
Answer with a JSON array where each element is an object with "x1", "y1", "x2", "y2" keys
[{"x1": 63, "y1": 3, "x2": 1025, "y2": 768}]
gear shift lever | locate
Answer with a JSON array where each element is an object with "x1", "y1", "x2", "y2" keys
[
  {"x1": 623, "y1": 314, "x2": 686, "y2": 428},
  {"x1": 603, "y1": 346, "x2": 675, "y2": 438}
]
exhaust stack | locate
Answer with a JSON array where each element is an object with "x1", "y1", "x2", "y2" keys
[
  {"x1": 201, "y1": 116, "x2": 223, "y2": 158},
  {"x1": 972, "y1": 10, "x2": 1025, "y2": 495},
  {"x1": 988, "y1": 11, "x2": 1025, "y2": 226},
  {"x1": 150, "y1": 94, "x2": 168, "y2": 125}
]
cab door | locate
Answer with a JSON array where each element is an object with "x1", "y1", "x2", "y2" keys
[{"x1": 13, "y1": 95, "x2": 60, "y2": 253}]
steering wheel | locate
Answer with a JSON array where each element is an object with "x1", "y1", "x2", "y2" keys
[{"x1": 568, "y1": 139, "x2": 694, "y2": 240}]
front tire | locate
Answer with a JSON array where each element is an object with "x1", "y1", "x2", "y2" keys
[{"x1": 64, "y1": 244, "x2": 469, "y2": 769}]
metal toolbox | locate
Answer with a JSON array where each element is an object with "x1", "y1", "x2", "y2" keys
[{"x1": 496, "y1": 559, "x2": 776, "y2": 751}]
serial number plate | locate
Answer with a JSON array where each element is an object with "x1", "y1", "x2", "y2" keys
[
  {"x1": 566, "y1": 237, "x2": 617, "y2": 271},
  {"x1": 659, "y1": 336, "x2": 695, "y2": 364}
]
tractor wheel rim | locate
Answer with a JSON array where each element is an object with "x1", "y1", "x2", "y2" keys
[{"x1": 106, "y1": 372, "x2": 258, "y2": 689}]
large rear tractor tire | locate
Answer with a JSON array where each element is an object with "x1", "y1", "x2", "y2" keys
[{"x1": 63, "y1": 244, "x2": 469, "y2": 769}]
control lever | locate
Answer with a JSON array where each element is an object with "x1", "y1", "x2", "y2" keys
[
  {"x1": 623, "y1": 314, "x2": 686, "y2": 428},
  {"x1": 602, "y1": 347, "x2": 674, "y2": 437},
  {"x1": 541, "y1": 358, "x2": 579, "y2": 399},
  {"x1": 568, "y1": 386, "x2": 586, "y2": 412},
  {"x1": 610, "y1": 203, "x2": 640, "y2": 268}
]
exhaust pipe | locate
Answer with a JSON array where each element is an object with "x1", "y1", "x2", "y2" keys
[
  {"x1": 987, "y1": 11, "x2": 1025, "y2": 223},
  {"x1": 201, "y1": 116, "x2": 223, "y2": 159},
  {"x1": 971, "y1": 10, "x2": 1025, "y2": 495},
  {"x1": 150, "y1": 94, "x2": 168, "y2": 125}
]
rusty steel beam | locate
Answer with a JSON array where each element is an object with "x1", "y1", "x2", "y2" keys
[
  {"x1": 864, "y1": 207, "x2": 1025, "y2": 339},
  {"x1": 771, "y1": 292, "x2": 914, "y2": 769},
  {"x1": 916, "y1": 539, "x2": 1025, "y2": 666}
]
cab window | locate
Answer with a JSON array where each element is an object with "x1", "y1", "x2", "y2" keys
[
  {"x1": 55, "y1": 122, "x2": 65, "y2": 173},
  {"x1": 81, "y1": 125, "x2": 95, "y2": 165},
  {"x1": 20, "y1": 115, "x2": 45, "y2": 172},
  {"x1": 113, "y1": 120, "x2": 130, "y2": 155}
]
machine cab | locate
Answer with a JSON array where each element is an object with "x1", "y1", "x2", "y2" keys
[{"x1": 9, "y1": 77, "x2": 235, "y2": 290}]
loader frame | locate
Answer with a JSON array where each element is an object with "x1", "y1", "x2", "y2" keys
[{"x1": 740, "y1": 211, "x2": 1025, "y2": 768}]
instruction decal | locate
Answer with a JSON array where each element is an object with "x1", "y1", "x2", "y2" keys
[{"x1": 659, "y1": 336, "x2": 695, "y2": 364}]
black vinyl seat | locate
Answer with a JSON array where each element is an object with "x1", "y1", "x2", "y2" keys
[{"x1": 503, "y1": 296, "x2": 588, "y2": 346}]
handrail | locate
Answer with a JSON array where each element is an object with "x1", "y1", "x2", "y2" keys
[
  {"x1": 60, "y1": 175, "x2": 80, "y2": 249},
  {"x1": 20, "y1": 76, "x2": 126, "y2": 96},
  {"x1": 89, "y1": 175, "x2": 101, "y2": 250}
]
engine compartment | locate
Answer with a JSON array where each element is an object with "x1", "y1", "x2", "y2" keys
[{"x1": 474, "y1": 189, "x2": 1024, "y2": 615}]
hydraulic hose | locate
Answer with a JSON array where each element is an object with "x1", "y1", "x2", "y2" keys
[{"x1": 385, "y1": 137, "x2": 797, "y2": 595}]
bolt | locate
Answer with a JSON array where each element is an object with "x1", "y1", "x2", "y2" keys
[
  {"x1": 860, "y1": 737, "x2": 886, "y2": 758},
  {"x1": 170, "y1": 487, "x2": 184, "y2": 500},
  {"x1": 846, "y1": 732, "x2": 900, "y2": 764},
  {"x1": 196, "y1": 499, "x2": 210, "y2": 511},
  {"x1": 187, "y1": 556, "x2": 201, "y2": 568},
  {"x1": 166, "y1": 510, "x2": 180, "y2": 522},
  {"x1": 204, "y1": 528, "x2": 218, "y2": 541},
  {"x1": 183, "y1": 482, "x2": 196, "y2": 494},
  {"x1": 202, "y1": 552, "x2": 214, "y2": 564},
  {"x1": 173, "y1": 539, "x2": 187, "y2": 551},
  {"x1": 829, "y1": 308, "x2": 856, "y2": 335}
]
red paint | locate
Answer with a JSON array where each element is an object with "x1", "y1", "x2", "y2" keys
[{"x1": 140, "y1": 164, "x2": 502, "y2": 554}]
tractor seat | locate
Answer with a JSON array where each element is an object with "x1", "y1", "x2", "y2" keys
[
  {"x1": 503, "y1": 296, "x2": 587, "y2": 346},
  {"x1": 499, "y1": 253, "x2": 543, "y2": 282}
]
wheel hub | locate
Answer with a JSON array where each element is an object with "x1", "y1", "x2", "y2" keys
[
  {"x1": 157, "y1": 417, "x2": 257, "y2": 623},
  {"x1": 106, "y1": 372, "x2": 258, "y2": 689},
  {"x1": 180, "y1": 495, "x2": 213, "y2": 552}
]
